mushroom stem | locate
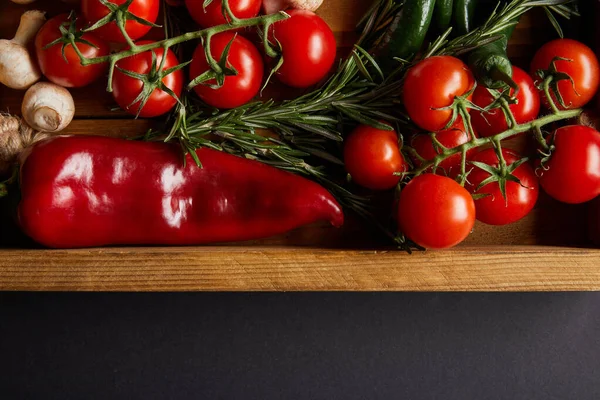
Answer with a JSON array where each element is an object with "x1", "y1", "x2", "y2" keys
[
  {"x1": 0, "y1": 10, "x2": 46, "y2": 90},
  {"x1": 12, "y1": 9, "x2": 46, "y2": 46},
  {"x1": 22, "y1": 82, "x2": 75, "y2": 133},
  {"x1": 10, "y1": 0, "x2": 38, "y2": 5}
]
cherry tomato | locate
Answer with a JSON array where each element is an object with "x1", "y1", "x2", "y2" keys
[
  {"x1": 466, "y1": 149, "x2": 538, "y2": 226},
  {"x1": 397, "y1": 174, "x2": 475, "y2": 249},
  {"x1": 112, "y1": 41, "x2": 183, "y2": 118},
  {"x1": 403, "y1": 56, "x2": 475, "y2": 132},
  {"x1": 471, "y1": 66, "x2": 541, "y2": 137},
  {"x1": 82, "y1": 0, "x2": 160, "y2": 43},
  {"x1": 189, "y1": 32, "x2": 264, "y2": 109},
  {"x1": 185, "y1": 0, "x2": 262, "y2": 28},
  {"x1": 344, "y1": 124, "x2": 407, "y2": 190},
  {"x1": 410, "y1": 120, "x2": 474, "y2": 175},
  {"x1": 268, "y1": 9, "x2": 336, "y2": 88},
  {"x1": 530, "y1": 39, "x2": 600, "y2": 110},
  {"x1": 35, "y1": 14, "x2": 109, "y2": 88},
  {"x1": 538, "y1": 125, "x2": 600, "y2": 204}
]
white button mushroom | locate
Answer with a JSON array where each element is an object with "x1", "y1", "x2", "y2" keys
[
  {"x1": 262, "y1": 0, "x2": 324, "y2": 15},
  {"x1": 22, "y1": 82, "x2": 75, "y2": 133},
  {"x1": 0, "y1": 10, "x2": 46, "y2": 90}
]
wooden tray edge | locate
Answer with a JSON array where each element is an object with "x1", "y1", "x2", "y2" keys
[{"x1": 1, "y1": 245, "x2": 599, "y2": 292}]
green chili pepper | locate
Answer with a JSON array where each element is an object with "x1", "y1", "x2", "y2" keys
[
  {"x1": 467, "y1": 21, "x2": 520, "y2": 89},
  {"x1": 383, "y1": 0, "x2": 437, "y2": 64},
  {"x1": 433, "y1": 0, "x2": 454, "y2": 34},
  {"x1": 453, "y1": 0, "x2": 478, "y2": 35}
]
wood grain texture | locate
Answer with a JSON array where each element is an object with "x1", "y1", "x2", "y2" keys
[
  {"x1": 61, "y1": 118, "x2": 159, "y2": 137},
  {"x1": 1, "y1": 246, "x2": 599, "y2": 291}
]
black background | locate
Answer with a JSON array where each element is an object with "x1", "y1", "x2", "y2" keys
[{"x1": 1, "y1": 292, "x2": 599, "y2": 399}]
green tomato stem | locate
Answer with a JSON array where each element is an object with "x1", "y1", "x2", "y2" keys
[
  {"x1": 500, "y1": 97, "x2": 518, "y2": 129},
  {"x1": 492, "y1": 137, "x2": 507, "y2": 175},
  {"x1": 203, "y1": 33, "x2": 222, "y2": 75},
  {"x1": 533, "y1": 125, "x2": 549, "y2": 151},
  {"x1": 457, "y1": 101, "x2": 477, "y2": 141},
  {"x1": 458, "y1": 147, "x2": 468, "y2": 186},
  {"x1": 543, "y1": 75, "x2": 561, "y2": 114},
  {"x1": 411, "y1": 107, "x2": 582, "y2": 177},
  {"x1": 414, "y1": 70, "x2": 578, "y2": 178},
  {"x1": 222, "y1": 0, "x2": 241, "y2": 24},
  {"x1": 77, "y1": 12, "x2": 288, "y2": 67},
  {"x1": 69, "y1": 7, "x2": 289, "y2": 93},
  {"x1": 115, "y1": 10, "x2": 138, "y2": 50}
]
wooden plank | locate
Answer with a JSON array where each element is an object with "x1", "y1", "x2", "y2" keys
[
  {"x1": 0, "y1": 246, "x2": 599, "y2": 291},
  {"x1": 61, "y1": 118, "x2": 159, "y2": 137}
]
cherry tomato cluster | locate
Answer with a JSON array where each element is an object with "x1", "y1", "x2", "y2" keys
[
  {"x1": 344, "y1": 38, "x2": 600, "y2": 250},
  {"x1": 33, "y1": 0, "x2": 337, "y2": 117}
]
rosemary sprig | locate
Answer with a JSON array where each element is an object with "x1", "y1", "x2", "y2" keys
[{"x1": 154, "y1": 94, "x2": 419, "y2": 250}]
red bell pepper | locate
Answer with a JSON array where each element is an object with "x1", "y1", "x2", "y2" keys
[{"x1": 18, "y1": 135, "x2": 344, "y2": 248}]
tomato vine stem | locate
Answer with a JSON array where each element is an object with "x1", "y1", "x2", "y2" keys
[
  {"x1": 412, "y1": 107, "x2": 582, "y2": 177},
  {"x1": 66, "y1": 0, "x2": 289, "y2": 92}
]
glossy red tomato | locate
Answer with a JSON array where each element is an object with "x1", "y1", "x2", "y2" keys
[
  {"x1": 466, "y1": 149, "x2": 538, "y2": 226},
  {"x1": 185, "y1": 0, "x2": 261, "y2": 28},
  {"x1": 403, "y1": 56, "x2": 475, "y2": 132},
  {"x1": 268, "y1": 9, "x2": 336, "y2": 88},
  {"x1": 530, "y1": 39, "x2": 600, "y2": 110},
  {"x1": 397, "y1": 174, "x2": 475, "y2": 249},
  {"x1": 189, "y1": 32, "x2": 264, "y2": 109},
  {"x1": 410, "y1": 119, "x2": 473, "y2": 175},
  {"x1": 538, "y1": 125, "x2": 600, "y2": 204},
  {"x1": 471, "y1": 66, "x2": 541, "y2": 137},
  {"x1": 112, "y1": 41, "x2": 183, "y2": 118},
  {"x1": 82, "y1": 0, "x2": 160, "y2": 43},
  {"x1": 35, "y1": 14, "x2": 109, "y2": 88},
  {"x1": 343, "y1": 124, "x2": 407, "y2": 190}
]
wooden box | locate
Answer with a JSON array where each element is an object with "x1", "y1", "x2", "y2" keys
[{"x1": 2, "y1": 0, "x2": 600, "y2": 292}]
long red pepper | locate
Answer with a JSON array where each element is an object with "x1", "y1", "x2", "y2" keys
[{"x1": 18, "y1": 136, "x2": 344, "y2": 248}]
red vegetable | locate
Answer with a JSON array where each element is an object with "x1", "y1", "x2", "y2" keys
[
  {"x1": 189, "y1": 32, "x2": 264, "y2": 109},
  {"x1": 18, "y1": 136, "x2": 344, "y2": 248},
  {"x1": 470, "y1": 66, "x2": 540, "y2": 137},
  {"x1": 402, "y1": 55, "x2": 475, "y2": 132},
  {"x1": 397, "y1": 173, "x2": 475, "y2": 249},
  {"x1": 112, "y1": 40, "x2": 184, "y2": 117},
  {"x1": 185, "y1": 0, "x2": 262, "y2": 28},
  {"x1": 530, "y1": 39, "x2": 600, "y2": 110},
  {"x1": 538, "y1": 125, "x2": 600, "y2": 204},
  {"x1": 466, "y1": 148, "x2": 538, "y2": 226},
  {"x1": 343, "y1": 124, "x2": 407, "y2": 190},
  {"x1": 81, "y1": 0, "x2": 160, "y2": 43},
  {"x1": 35, "y1": 14, "x2": 109, "y2": 88},
  {"x1": 268, "y1": 9, "x2": 336, "y2": 88},
  {"x1": 409, "y1": 119, "x2": 473, "y2": 175}
]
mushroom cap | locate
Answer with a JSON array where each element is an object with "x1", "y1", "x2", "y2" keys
[
  {"x1": 0, "y1": 40, "x2": 41, "y2": 90},
  {"x1": 263, "y1": 0, "x2": 324, "y2": 15},
  {"x1": 22, "y1": 82, "x2": 75, "y2": 133}
]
